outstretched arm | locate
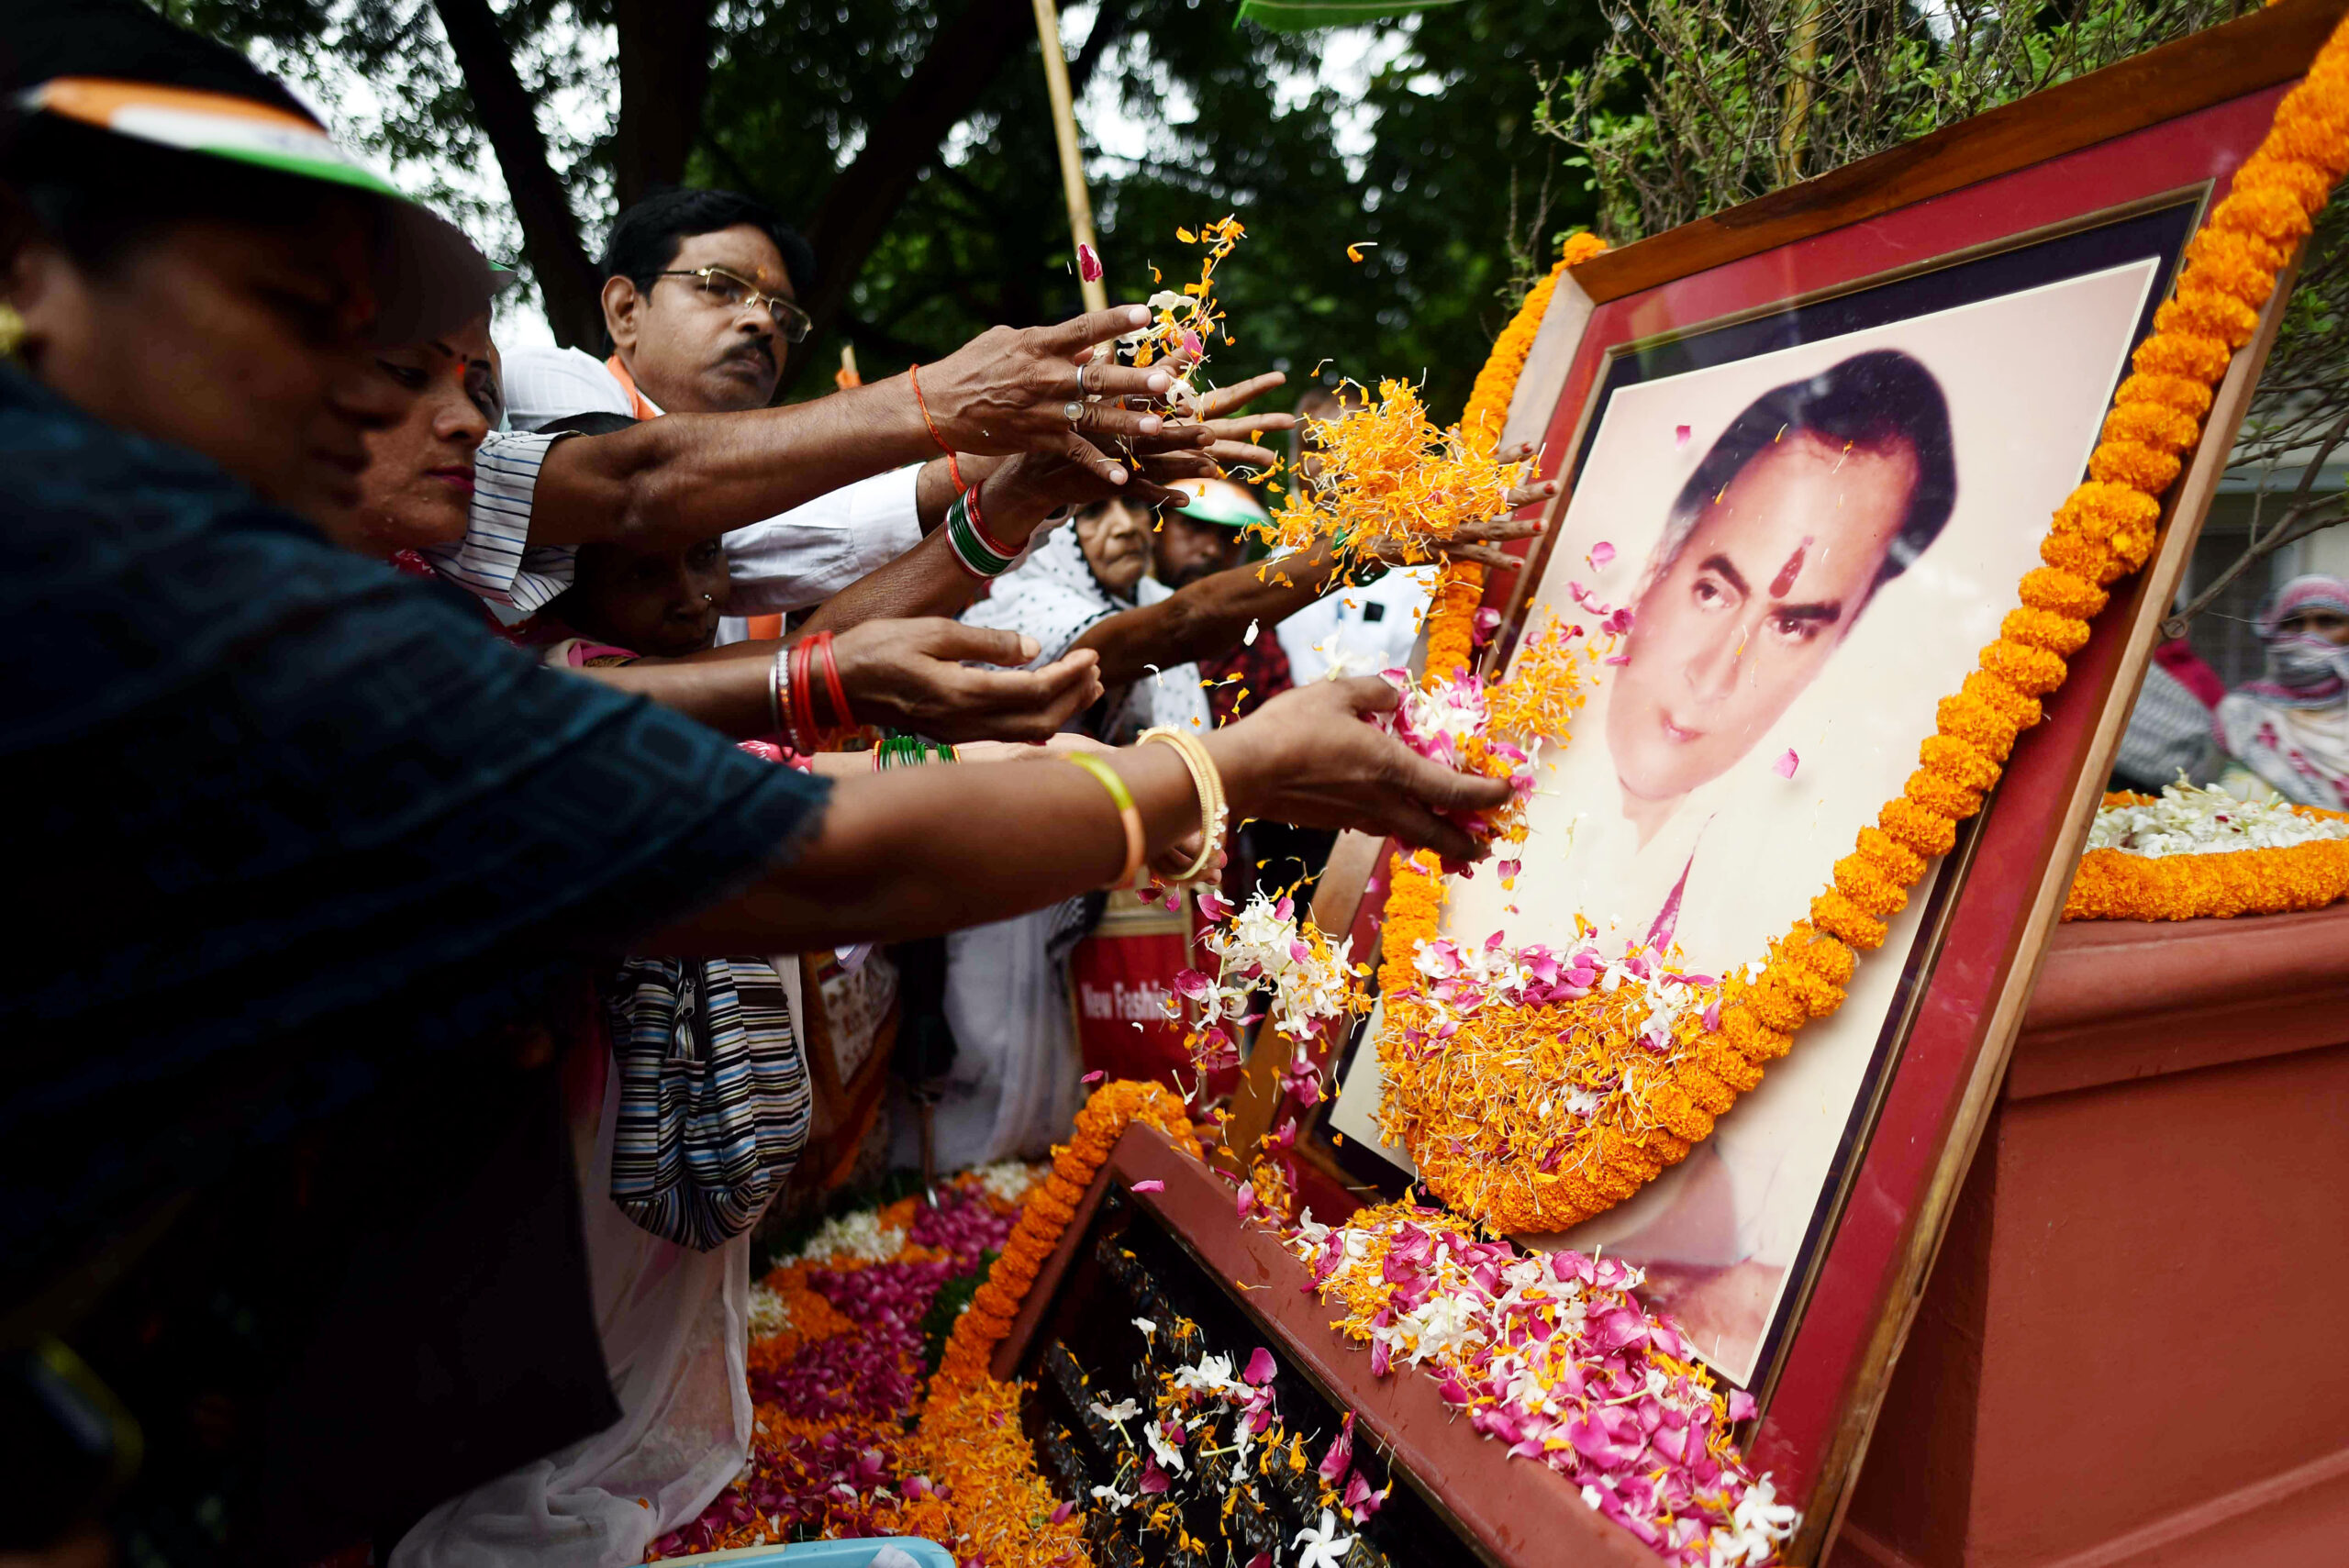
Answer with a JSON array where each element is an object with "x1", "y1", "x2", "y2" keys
[
  {"x1": 1069, "y1": 469, "x2": 1559, "y2": 688},
  {"x1": 520, "y1": 306, "x2": 1191, "y2": 550},
  {"x1": 640, "y1": 676, "x2": 1509, "y2": 954},
  {"x1": 562, "y1": 619, "x2": 1105, "y2": 743}
]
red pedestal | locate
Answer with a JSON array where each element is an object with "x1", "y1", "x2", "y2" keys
[{"x1": 1831, "y1": 906, "x2": 2349, "y2": 1568}]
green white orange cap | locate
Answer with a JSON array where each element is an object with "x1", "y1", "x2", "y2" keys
[
  {"x1": 1168, "y1": 476, "x2": 1270, "y2": 529},
  {"x1": 17, "y1": 75, "x2": 497, "y2": 343},
  {"x1": 19, "y1": 77, "x2": 406, "y2": 196}
]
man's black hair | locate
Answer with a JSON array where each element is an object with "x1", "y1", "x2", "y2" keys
[
  {"x1": 0, "y1": 0, "x2": 360, "y2": 272},
  {"x1": 1662, "y1": 348, "x2": 1958, "y2": 593},
  {"x1": 599, "y1": 185, "x2": 816, "y2": 328}
]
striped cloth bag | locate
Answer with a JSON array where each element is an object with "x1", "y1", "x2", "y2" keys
[{"x1": 603, "y1": 956, "x2": 812, "y2": 1251}]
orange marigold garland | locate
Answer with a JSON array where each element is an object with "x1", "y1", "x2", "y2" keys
[
  {"x1": 2065, "y1": 784, "x2": 2349, "y2": 919},
  {"x1": 935, "y1": 1080, "x2": 1201, "y2": 1386},
  {"x1": 1379, "y1": 40, "x2": 2349, "y2": 1234}
]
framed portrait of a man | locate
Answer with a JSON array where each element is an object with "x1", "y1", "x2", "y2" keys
[
  {"x1": 1225, "y1": 3, "x2": 2349, "y2": 1553},
  {"x1": 1330, "y1": 211, "x2": 2189, "y2": 1391}
]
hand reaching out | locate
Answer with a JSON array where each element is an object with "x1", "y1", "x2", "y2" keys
[
  {"x1": 1207, "y1": 676, "x2": 1512, "y2": 866},
  {"x1": 829, "y1": 619, "x2": 1104, "y2": 743},
  {"x1": 1364, "y1": 443, "x2": 1558, "y2": 571}
]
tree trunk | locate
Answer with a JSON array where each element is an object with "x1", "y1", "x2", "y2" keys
[
  {"x1": 431, "y1": 0, "x2": 604, "y2": 349},
  {"x1": 793, "y1": 0, "x2": 1040, "y2": 380},
  {"x1": 611, "y1": 0, "x2": 714, "y2": 212}
]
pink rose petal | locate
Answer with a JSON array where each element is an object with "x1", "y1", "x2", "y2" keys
[
  {"x1": 1773, "y1": 748, "x2": 1799, "y2": 779},
  {"x1": 1675, "y1": 424, "x2": 1691, "y2": 447},
  {"x1": 1245, "y1": 1347, "x2": 1277, "y2": 1385},
  {"x1": 1082, "y1": 1070, "x2": 1106, "y2": 1084},
  {"x1": 1075, "y1": 241, "x2": 1102, "y2": 283},
  {"x1": 1318, "y1": 1412, "x2": 1356, "y2": 1482},
  {"x1": 1130, "y1": 1179, "x2": 1165, "y2": 1194},
  {"x1": 1587, "y1": 540, "x2": 1616, "y2": 569}
]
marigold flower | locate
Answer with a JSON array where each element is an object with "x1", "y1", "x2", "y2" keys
[
  {"x1": 2111, "y1": 368, "x2": 2216, "y2": 420},
  {"x1": 1812, "y1": 887, "x2": 1889, "y2": 949},
  {"x1": 2100, "y1": 400, "x2": 2201, "y2": 454},
  {"x1": 1905, "y1": 766, "x2": 1985, "y2": 821},
  {"x1": 1915, "y1": 735, "x2": 1996, "y2": 796},
  {"x1": 2130, "y1": 327, "x2": 2233, "y2": 383},
  {"x1": 2087, "y1": 439, "x2": 2184, "y2": 493},
  {"x1": 1832, "y1": 850, "x2": 1909, "y2": 915},
  {"x1": 2210, "y1": 184, "x2": 2318, "y2": 249},
  {"x1": 1700, "y1": 1029, "x2": 1771, "y2": 1084},
  {"x1": 1980, "y1": 637, "x2": 2069, "y2": 695},
  {"x1": 2018, "y1": 565, "x2": 2109, "y2": 621},
  {"x1": 1881, "y1": 795, "x2": 1959, "y2": 857}
]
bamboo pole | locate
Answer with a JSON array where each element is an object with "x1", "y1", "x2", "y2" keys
[
  {"x1": 1032, "y1": 0, "x2": 1108, "y2": 312},
  {"x1": 1777, "y1": 0, "x2": 1823, "y2": 187}
]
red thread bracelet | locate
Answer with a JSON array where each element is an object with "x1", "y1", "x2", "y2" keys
[
  {"x1": 907, "y1": 364, "x2": 966, "y2": 495},
  {"x1": 813, "y1": 631, "x2": 855, "y2": 732}
]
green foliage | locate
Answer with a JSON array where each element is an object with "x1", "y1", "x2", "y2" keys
[
  {"x1": 1535, "y1": 0, "x2": 2255, "y2": 244},
  {"x1": 171, "y1": 0, "x2": 1611, "y2": 418},
  {"x1": 1530, "y1": 0, "x2": 2347, "y2": 621},
  {"x1": 732, "y1": 0, "x2": 1611, "y2": 411}
]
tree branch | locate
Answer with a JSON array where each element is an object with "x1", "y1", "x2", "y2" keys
[
  {"x1": 429, "y1": 0, "x2": 603, "y2": 349},
  {"x1": 611, "y1": 0, "x2": 713, "y2": 212},
  {"x1": 794, "y1": 0, "x2": 1039, "y2": 379},
  {"x1": 2165, "y1": 405, "x2": 2349, "y2": 638}
]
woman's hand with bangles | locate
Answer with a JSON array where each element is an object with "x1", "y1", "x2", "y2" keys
[
  {"x1": 827, "y1": 619, "x2": 1102, "y2": 743},
  {"x1": 1201, "y1": 676, "x2": 1513, "y2": 865}
]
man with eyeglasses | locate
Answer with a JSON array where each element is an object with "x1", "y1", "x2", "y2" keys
[{"x1": 507, "y1": 188, "x2": 817, "y2": 425}]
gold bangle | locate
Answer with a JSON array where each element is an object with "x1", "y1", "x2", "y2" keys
[
  {"x1": 1063, "y1": 752, "x2": 1144, "y2": 887},
  {"x1": 1140, "y1": 726, "x2": 1227, "y2": 883}
]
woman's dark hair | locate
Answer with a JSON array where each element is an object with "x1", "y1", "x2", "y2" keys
[
  {"x1": 599, "y1": 186, "x2": 816, "y2": 302},
  {"x1": 1661, "y1": 348, "x2": 1958, "y2": 595}
]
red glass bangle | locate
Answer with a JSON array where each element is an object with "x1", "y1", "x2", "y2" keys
[
  {"x1": 813, "y1": 631, "x2": 855, "y2": 732},
  {"x1": 964, "y1": 479, "x2": 1021, "y2": 561},
  {"x1": 789, "y1": 638, "x2": 822, "y2": 751}
]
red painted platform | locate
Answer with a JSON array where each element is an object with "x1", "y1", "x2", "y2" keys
[{"x1": 1831, "y1": 906, "x2": 2349, "y2": 1568}]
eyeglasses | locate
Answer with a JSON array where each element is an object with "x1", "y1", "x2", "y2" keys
[{"x1": 652, "y1": 265, "x2": 813, "y2": 343}]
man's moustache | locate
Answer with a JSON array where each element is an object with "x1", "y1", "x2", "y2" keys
[{"x1": 724, "y1": 342, "x2": 777, "y2": 374}]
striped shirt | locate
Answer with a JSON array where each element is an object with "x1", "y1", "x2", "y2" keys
[
  {"x1": 496, "y1": 343, "x2": 926, "y2": 616},
  {"x1": 417, "y1": 428, "x2": 575, "y2": 611}
]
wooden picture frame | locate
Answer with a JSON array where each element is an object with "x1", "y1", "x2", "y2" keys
[{"x1": 1222, "y1": 3, "x2": 2343, "y2": 1558}]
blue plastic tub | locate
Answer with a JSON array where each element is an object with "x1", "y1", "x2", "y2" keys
[{"x1": 661, "y1": 1538, "x2": 956, "y2": 1568}]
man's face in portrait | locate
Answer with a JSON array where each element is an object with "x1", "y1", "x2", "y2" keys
[{"x1": 1606, "y1": 430, "x2": 1921, "y2": 817}]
